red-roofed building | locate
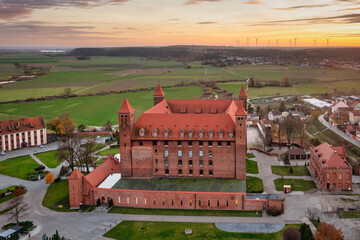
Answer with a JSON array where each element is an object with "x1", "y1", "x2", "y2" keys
[
  {"x1": 310, "y1": 142, "x2": 352, "y2": 191},
  {"x1": 0, "y1": 116, "x2": 47, "y2": 152}
]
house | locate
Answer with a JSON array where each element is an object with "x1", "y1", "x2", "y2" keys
[
  {"x1": 332, "y1": 100, "x2": 348, "y2": 113},
  {"x1": 349, "y1": 110, "x2": 360, "y2": 125},
  {"x1": 268, "y1": 110, "x2": 282, "y2": 121},
  {"x1": 0, "y1": 116, "x2": 47, "y2": 152},
  {"x1": 288, "y1": 148, "x2": 309, "y2": 160},
  {"x1": 69, "y1": 85, "x2": 284, "y2": 212},
  {"x1": 310, "y1": 142, "x2": 352, "y2": 191}
]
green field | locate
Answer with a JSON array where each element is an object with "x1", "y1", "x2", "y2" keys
[
  {"x1": 246, "y1": 176, "x2": 264, "y2": 193},
  {"x1": 35, "y1": 150, "x2": 61, "y2": 168},
  {"x1": 271, "y1": 166, "x2": 310, "y2": 176},
  {"x1": 109, "y1": 207, "x2": 261, "y2": 217},
  {"x1": 274, "y1": 178, "x2": 317, "y2": 191},
  {"x1": 0, "y1": 86, "x2": 202, "y2": 126},
  {"x1": 0, "y1": 155, "x2": 40, "y2": 180},
  {"x1": 104, "y1": 221, "x2": 301, "y2": 240},
  {"x1": 246, "y1": 160, "x2": 259, "y2": 174},
  {"x1": 98, "y1": 148, "x2": 119, "y2": 156}
]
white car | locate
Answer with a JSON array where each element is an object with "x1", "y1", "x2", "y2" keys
[
  {"x1": 39, "y1": 145, "x2": 44, "y2": 148},
  {"x1": 34, "y1": 151, "x2": 37, "y2": 155},
  {"x1": 0, "y1": 152, "x2": 5, "y2": 156}
]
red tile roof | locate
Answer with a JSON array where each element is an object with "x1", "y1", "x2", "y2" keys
[
  {"x1": 0, "y1": 116, "x2": 45, "y2": 135},
  {"x1": 117, "y1": 98, "x2": 135, "y2": 114},
  {"x1": 84, "y1": 155, "x2": 121, "y2": 187},
  {"x1": 235, "y1": 101, "x2": 247, "y2": 116},
  {"x1": 132, "y1": 99, "x2": 246, "y2": 139},
  {"x1": 153, "y1": 83, "x2": 165, "y2": 96},
  {"x1": 238, "y1": 86, "x2": 248, "y2": 98},
  {"x1": 313, "y1": 142, "x2": 349, "y2": 168},
  {"x1": 69, "y1": 169, "x2": 83, "y2": 180},
  {"x1": 351, "y1": 110, "x2": 360, "y2": 116}
]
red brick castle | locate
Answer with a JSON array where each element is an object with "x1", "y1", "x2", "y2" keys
[{"x1": 69, "y1": 85, "x2": 283, "y2": 212}]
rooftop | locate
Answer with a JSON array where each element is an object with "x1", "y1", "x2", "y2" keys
[
  {"x1": 112, "y1": 177, "x2": 246, "y2": 193},
  {"x1": 0, "y1": 116, "x2": 45, "y2": 135}
]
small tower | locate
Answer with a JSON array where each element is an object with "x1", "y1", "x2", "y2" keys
[
  {"x1": 69, "y1": 169, "x2": 84, "y2": 209},
  {"x1": 117, "y1": 98, "x2": 135, "y2": 177},
  {"x1": 153, "y1": 83, "x2": 165, "y2": 106},
  {"x1": 238, "y1": 86, "x2": 248, "y2": 111},
  {"x1": 235, "y1": 101, "x2": 247, "y2": 180}
]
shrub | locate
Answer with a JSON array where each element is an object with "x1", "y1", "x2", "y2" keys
[
  {"x1": 54, "y1": 176, "x2": 61, "y2": 183},
  {"x1": 267, "y1": 205, "x2": 282, "y2": 216},
  {"x1": 34, "y1": 165, "x2": 45, "y2": 172},
  {"x1": 300, "y1": 223, "x2": 314, "y2": 240},
  {"x1": 283, "y1": 227, "x2": 301, "y2": 240},
  {"x1": 12, "y1": 188, "x2": 24, "y2": 196},
  {"x1": 289, "y1": 167, "x2": 294, "y2": 174},
  {"x1": 0, "y1": 193, "x2": 5, "y2": 198}
]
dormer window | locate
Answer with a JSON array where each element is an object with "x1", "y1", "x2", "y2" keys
[
  {"x1": 198, "y1": 129, "x2": 204, "y2": 138},
  {"x1": 139, "y1": 128, "x2": 145, "y2": 137},
  {"x1": 208, "y1": 129, "x2": 214, "y2": 138},
  {"x1": 152, "y1": 128, "x2": 158, "y2": 137},
  {"x1": 218, "y1": 129, "x2": 224, "y2": 138},
  {"x1": 228, "y1": 129, "x2": 234, "y2": 138},
  {"x1": 188, "y1": 129, "x2": 193, "y2": 138},
  {"x1": 164, "y1": 128, "x2": 169, "y2": 137},
  {"x1": 180, "y1": 129, "x2": 185, "y2": 138}
]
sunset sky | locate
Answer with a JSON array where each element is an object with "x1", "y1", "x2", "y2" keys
[{"x1": 0, "y1": 0, "x2": 359, "y2": 47}]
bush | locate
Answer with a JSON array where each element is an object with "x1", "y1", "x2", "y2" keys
[
  {"x1": 283, "y1": 227, "x2": 301, "y2": 240},
  {"x1": 12, "y1": 188, "x2": 24, "y2": 196},
  {"x1": 289, "y1": 167, "x2": 294, "y2": 174},
  {"x1": 54, "y1": 176, "x2": 61, "y2": 183},
  {"x1": 0, "y1": 193, "x2": 5, "y2": 198},
  {"x1": 300, "y1": 223, "x2": 314, "y2": 240},
  {"x1": 267, "y1": 205, "x2": 282, "y2": 216},
  {"x1": 34, "y1": 165, "x2": 45, "y2": 172}
]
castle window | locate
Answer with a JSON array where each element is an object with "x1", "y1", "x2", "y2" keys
[
  {"x1": 209, "y1": 160, "x2": 213, "y2": 166},
  {"x1": 165, "y1": 160, "x2": 169, "y2": 166},
  {"x1": 200, "y1": 170, "x2": 204, "y2": 176},
  {"x1": 209, "y1": 150, "x2": 213, "y2": 158},
  {"x1": 155, "y1": 169, "x2": 158, "y2": 174},
  {"x1": 164, "y1": 129, "x2": 169, "y2": 137},
  {"x1": 199, "y1": 160, "x2": 203, "y2": 166},
  {"x1": 153, "y1": 140, "x2": 157, "y2": 146},
  {"x1": 178, "y1": 160, "x2": 182, "y2": 166},
  {"x1": 188, "y1": 141, "x2": 192, "y2": 147},
  {"x1": 198, "y1": 129, "x2": 204, "y2": 138},
  {"x1": 219, "y1": 129, "x2": 224, "y2": 138},
  {"x1": 189, "y1": 169, "x2": 193, "y2": 175},
  {"x1": 208, "y1": 129, "x2": 214, "y2": 138},
  {"x1": 155, "y1": 159, "x2": 158, "y2": 165},
  {"x1": 178, "y1": 150, "x2": 182, "y2": 157},
  {"x1": 339, "y1": 173, "x2": 342, "y2": 180},
  {"x1": 199, "y1": 151, "x2": 203, "y2": 157},
  {"x1": 152, "y1": 128, "x2": 158, "y2": 137},
  {"x1": 164, "y1": 140, "x2": 168, "y2": 146},
  {"x1": 209, "y1": 170, "x2": 213, "y2": 176},
  {"x1": 199, "y1": 141, "x2": 203, "y2": 147},
  {"x1": 199, "y1": 200, "x2": 201, "y2": 206},
  {"x1": 180, "y1": 129, "x2": 185, "y2": 138},
  {"x1": 139, "y1": 128, "x2": 145, "y2": 137},
  {"x1": 188, "y1": 151, "x2": 193, "y2": 157},
  {"x1": 164, "y1": 150, "x2": 168, "y2": 157},
  {"x1": 218, "y1": 141, "x2": 222, "y2": 147},
  {"x1": 227, "y1": 141, "x2": 231, "y2": 147},
  {"x1": 178, "y1": 169, "x2": 183, "y2": 175},
  {"x1": 217, "y1": 200, "x2": 219, "y2": 206},
  {"x1": 208, "y1": 141, "x2": 212, "y2": 147},
  {"x1": 139, "y1": 141, "x2": 143, "y2": 146},
  {"x1": 178, "y1": 140, "x2": 182, "y2": 146},
  {"x1": 228, "y1": 129, "x2": 234, "y2": 138},
  {"x1": 189, "y1": 160, "x2": 193, "y2": 166},
  {"x1": 165, "y1": 169, "x2": 169, "y2": 175},
  {"x1": 188, "y1": 129, "x2": 193, "y2": 137},
  {"x1": 208, "y1": 200, "x2": 210, "y2": 206}
]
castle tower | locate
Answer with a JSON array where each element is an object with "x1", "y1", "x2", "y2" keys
[
  {"x1": 238, "y1": 86, "x2": 248, "y2": 111},
  {"x1": 69, "y1": 169, "x2": 84, "y2": 209},
  {"x1": 235, "y1": 101, "x2": 247, "y2": 180},
  {"x1": 153, "y1": 83, "x2": 165, "y2": 106},
  {"x1": 117, "y1": 98, "x2": 135, "y2": 177}
]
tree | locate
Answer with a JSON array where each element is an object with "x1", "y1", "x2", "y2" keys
[
  {"x1": 314, "y1": 223, "x2": 344, "y2": 240},
  {"x1": 77, "y1": 137, "x2": 97, "y2": 174},
  {"x1": 289, "y1": 167, "x2": 294, "y2": 174},
  {"x1": 281, "y1": 76, "x2": 292, "y2": 87},
  {"x1": 102, "y1": 120, "x2": 112, "y2": 131},
  {"x1": 284, "y1": 153, "x2": 290, "y2": 165},
  {"x1": 279, "y1": 101, "x2": 287, "y2": 112},
  {"x1": 47, "y1": 115, "x2": 75, "y2": 136},
  {"x1": 311, "y1": 110, "x2": 322, "y2": 121},
  {"x1": 282, "y1": 116, "x2": 297, "y2": 145},
  {"x1": 77, "y1": 124, "x2": 86, "y2": 132},
  {"x1": 283, "y1": 227, "x2": 301, "y2": 240},
  {"x1": 62, "y1": 87, "x2": 72, "y2": 97},
  {"x1": 300, "y1": 223, "x2": 314, "y2": 240},
  {"x1": 45, "y1": 172, "x2": 55, "y2": 184},
  {"x1": 310, "y1": 137, "x2": 321, "y2": 147},
  {"x1": 6, "y1": 196, "x2": 29, "y2": 225},
  {"x1": 56, "y1": 135, "x2": 81, "y2": 171}
]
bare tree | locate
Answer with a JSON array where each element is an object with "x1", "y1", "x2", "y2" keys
[
  {"x1": 7, "y1": 196, "x2": 29, "y2": 225},
  {"x1": 57, "y1": 135, "x2": 81, "y2": 171},
  {"x1": 77, "y1": 137, "x2": 97, "y2": 173}
]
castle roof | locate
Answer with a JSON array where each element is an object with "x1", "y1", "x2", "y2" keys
[
  {"x1": 313, "y1": 142, "x2": 349, "y2": 169},
  {"x1": 238, "y1": 86, "x2": 248, "y2": 98},
  {"x1": 153, "y1": 83, "x2": 165, "y2": 96},
  {"x1": 84, "y1": 155, "x2": 121, "y2": 187},
  {"x1": 69, "y1": 169, "x2": 83, "y2": 180},
  {"x1": 0, "y1": 116, "x2": 45, "y2": 135},
  {"x1": 133, "y1": 99, "x2": 246, "y2": 139},
  {"x1": 235, "y1": 101, "x2": 247, "y2": 116},
  {"x1": 117, "y1": 98, "x2": 135, "y2": 114}
]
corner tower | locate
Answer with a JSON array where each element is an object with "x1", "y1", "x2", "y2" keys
[
  {"x1": 238, "y1": 86, "x2": 248, "y2": 111},
  {"x1": 69, "y1": 169, "x2": 84, "y2": 209},
  {"x1": 117, "y1": 98, "x2": 135, "y2": 177},
  {"x1": 153, "y1": 83, "x2": 165, "y2": 106},
  {"x1": 235, "y1": 100, "x2": 247, "y2": 180}
]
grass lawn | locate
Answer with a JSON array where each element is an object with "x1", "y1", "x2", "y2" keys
[
  {"x1": 0, "y1": 186, "x2": 23, "y2": 204},
  {"x1": 246, "y1": 160, "x2": 259, "y2": 174},
  {"x1": 246, "y1": 176, "x2": 264, "y2": 193},
  {"x1": 274, "y1": 178, "x2": 317, "y2": 191},
  {"x1": 109, "y1": 207, "x2": 262, "y2": 217},
  {"x1": 98, "y1": 148, "x2": 119, "y2": 156},
  {"x1": 0, "y1": 155, "x2": 40, "y2": 180},
  {"x1": 92, "y1": 143, "x2": 107, "y2": 152},
  {"x1": 340, "y1": 211, "x2": 360, "y2": 218},
  {"x1": 112, "y1": 178, "x2": 245, "y2": 193},
  {"x1": 247, "y1": 153, "x2": 255, "y2": 158},
  {"x1": 0, "y1": 206, "x2": 15, "y2": 215},
  {"x1": 42, "y1": 179, "x2": 76, "y2": 212},
  {"x1": 104, "y1": 221, "x2": 301, "y2": 240},
  {"x1": 35, "y1": 150, "x2": 60, "y2": 168},
  {"x1": 271, "y1": 166, "x2": 310, "y2": 176}
]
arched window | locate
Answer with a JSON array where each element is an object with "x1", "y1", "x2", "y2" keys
[
  {"x1": 180, "y1": 129, "x2": 185, "y2": 138},
  {"x1": 152, "y1": 128, "x2": 158, "y2": 137},
  {"x1": 218, "y1": 129, "x2": 224, "y2": 138},
  {"x1": 188, "y1": 129, "x2": 194, "y2": 138},
  {"x1": 198, "y1": 129, "x2": 204, "y2": 138},
  {"x1": 228, "y1": 129, "x2": 234, "y2": 138},
  {"x1": 208, "y1": 129, "x2": 214, "y2": 138},
  {"x1": 139, "y1": 128, "x2": 145, "y2": 137},
  {"x1": 164, "y1": 128, "x2": 169, "y2": 137}
]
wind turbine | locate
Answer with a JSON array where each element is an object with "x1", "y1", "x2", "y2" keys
[
  {"x1": 326, "y1": 38, "x2": 330, "y2": 47},
  {"x1": 268, "y1": 40, "x2": 270, "y2": 46},
  {"x1": 247, "y1": 36, "x2": 250, "y2": 47},
  {"x1": 276, "y1": 39, "x2": 279, "y2": 47},
  {"x1": 294, "y1": 38, "x2": 298, "y2": 47},
  {"x1": 289, "y1": 39, "x2": 292, "y2": 47},
  {"x1": 314, "y1": 38, "x2": 317, "y2": 47},
  {"x1": 255, "y1": 37, "x2": 259, "y2": 47}
]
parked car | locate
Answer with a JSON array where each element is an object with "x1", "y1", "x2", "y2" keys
[
  {"x1": 0, "y1": 152, "x2": 5, "y2": 156},
  {"x1": 39, "y1": 145, "x2": 44, "y2": 148},
  {"x1": 34, "y1": 151, "x2": 37, "y2": 155}
]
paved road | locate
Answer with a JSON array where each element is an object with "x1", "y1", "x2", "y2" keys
[
  {"x1": 318, "y1": 114, "x2": 360, "y2": 148},
  {"x1": 0, "y1": 142, "x2": 59, "y2": 162}
]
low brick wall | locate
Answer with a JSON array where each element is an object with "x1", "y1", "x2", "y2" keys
[
  {"x1": 74, "y1": 131, "x2": 112, "y2": 137},
  {"x1": 248, "y1": 148, "x2": 279, "y2": 157}
]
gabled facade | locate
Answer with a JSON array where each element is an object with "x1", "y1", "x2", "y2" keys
[
  {"x1": 268, "y1": 110, "x2": 282, "y2": 121},
  {"x1": 310, "y1": 142, "x2": 352, "y2": 191},
  {"x1": 332, "y1": 101, "x2": 348, "y2": 113}
]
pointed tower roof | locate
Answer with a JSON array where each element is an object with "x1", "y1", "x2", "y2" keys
[
  {"x1": 235, "y1": 101, "x2": 247, "y2": 116},
  {"x1": 69, "y1": 169, "x2": 83, "y2": 180},
  {"x1": 153, "y1": 83, "x2": 165, "y2": 96},
  {"x1": 117, "y1": 97, "x2": 135, "y2": 114},
  {"x1": 238, "y1": 86, "x2": 248, "y2": 98}
]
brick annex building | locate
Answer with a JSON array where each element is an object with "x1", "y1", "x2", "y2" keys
[
  {"x1": 69, "y1": 85, "x2": 283, "y2": 212},
  {"x1": 0, "y1": 116, "x2": 47, "y2": 152},
  {"x1": 310, "y1": 142, "x2": 352, "y2": 191}
]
